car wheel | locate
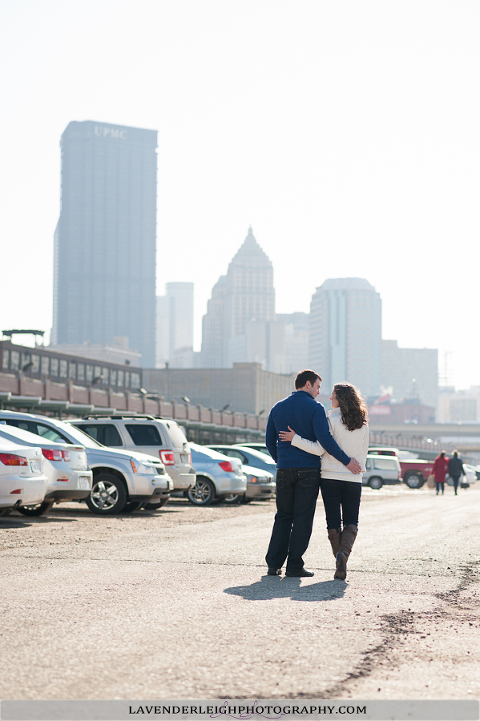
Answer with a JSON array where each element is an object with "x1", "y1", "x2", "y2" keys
[
  {"x1": 144, "y1": 497, "x2": 170, "y2": 510},
  {"x1": 404, "y1": 472, "x2": 424, "y2": 489},
  {"x1": 16, "y1": 501, "x2": 55, "y2": 517},
  {"x1": 223, "y1": 494, "x2": 242, "y2": 504},
  {"x1": 121, "y1": 501, "x2": 145, "y2": 513},
  {"x1": 86, "y1": 474, "x2": 127, "y2": 514},
  {"x1": 368, "y1": 476, "x2": 383, "y2": 490},
  {"x1": 187, "y1": 476, "x2": 216, "y2": 506}
]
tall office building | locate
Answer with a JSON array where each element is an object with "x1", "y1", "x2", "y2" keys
[
  {"x1": 309, "y1": 278, "x2": 382, "y2": 397},
  {"x1": 166, "y1": 282, "x2": 194, "y2": 358},
  {"x1": 155, "y1": 282, "x2": 194, "y2": 368},
  {"x1": 381, "y1": 340, "x2": 438, "y2": 408},
  {"x1": 52, "y1": 120, "x2": 157, "y2": 367},
  {"x1": 269, "y1": 313, "x2": 309, "y2": 375},
  {"x1": 201, "y1": 228, "x2": 275, "y2": 367}
]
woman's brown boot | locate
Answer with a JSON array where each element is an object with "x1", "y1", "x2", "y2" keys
[
  {"x1": 327, "y1": 528, "x2": 341, "y2": 557},
  {"x1": 334, "y1": 524, "x2": 358, "y2": 580}
]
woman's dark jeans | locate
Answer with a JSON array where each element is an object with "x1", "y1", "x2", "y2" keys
[
  {"x1": 436, "y1": 481, "x2": 445, "y2": 494},
  {"x1": 320, "y1": 478, "x2": 362, "y2": 530},
  {"x1": 451, "y1": 476, "x2": 460, "y2": 493},
  {"x1": 265, "y1": 467, "x2": 320, "y2": 573}
]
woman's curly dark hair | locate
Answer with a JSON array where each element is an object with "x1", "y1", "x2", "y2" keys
[{"x1": 333, "y1": 382, "x2": 368, "y2": 431}]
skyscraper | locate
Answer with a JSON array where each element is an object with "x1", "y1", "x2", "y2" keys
[
  {"x1": 309, "y1": 278, "x2": 382, "y2": 397},
  {"x1": 381, "y1": 340, "x2": 438, "y2": 407},
  {"x1": 201, "y1": 228, "x2": 275, "y2": 367},
  {"x1": 166, "y1": 282, "x2": 194, "y2": 357},
  {"x1": 155, "y1": 282, "x2": 194, "y2": 368},
  {"x1": 52, "y1": 120, "x2": 157, "y2": 367}
]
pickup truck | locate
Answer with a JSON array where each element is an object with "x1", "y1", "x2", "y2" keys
[{"x1": 368, "y1": 447, "x2": 433, "y2": 489}]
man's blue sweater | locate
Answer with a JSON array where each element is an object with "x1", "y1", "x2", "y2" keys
[{"x1": 265, "y1": 390, "x2": 351, "y2": 469}]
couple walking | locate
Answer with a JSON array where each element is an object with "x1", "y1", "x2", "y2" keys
[{"x1": 265, "y1": 369, "x2": 369, "y2": 580}]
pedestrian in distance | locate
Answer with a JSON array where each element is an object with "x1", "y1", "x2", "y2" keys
[
  {"x1": 447, "y1": 450, "x2": 465, "y2": 496},
  {"x1": 279, "y1": 382, "x2": 368, "y2": 581},
  {"x1": 264, "y1": 370, "x2": 362, "y2": 578},
  {"x1": 432, "y1": 451, "x2": 449, "y2": 495}
]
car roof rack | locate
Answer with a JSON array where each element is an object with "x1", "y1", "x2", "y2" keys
[{"x1": 80, "y1": 414, "x2": 162, "y2": 421}]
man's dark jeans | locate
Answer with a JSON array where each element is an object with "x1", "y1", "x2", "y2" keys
[
  {"x1": 265, "y1": 467, "x2": 320, "y2": 573},
  {"x1": 320, "y1": 478, "x2": 362, "y2": 529}
]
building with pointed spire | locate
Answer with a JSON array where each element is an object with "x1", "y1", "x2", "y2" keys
[{"x1": 201, "y1": 228, "x2": 276, "y2": 368}]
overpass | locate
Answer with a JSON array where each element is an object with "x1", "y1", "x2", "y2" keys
[{"x1": 369, "y1": 424, "x2": 480, "y2": 455}]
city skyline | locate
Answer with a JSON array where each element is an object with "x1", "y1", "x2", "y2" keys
[{"x1": 1, "y1": 2, "x2": 478, "y2": 389}]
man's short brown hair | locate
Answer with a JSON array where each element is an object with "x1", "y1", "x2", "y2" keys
[{"x1": 295, "y1": 369, "x2": 322, "y2": 389}]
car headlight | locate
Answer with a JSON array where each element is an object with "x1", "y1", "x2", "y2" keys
[{"x1": 130, "y1": 459, "x2": 155, "y2": 475}]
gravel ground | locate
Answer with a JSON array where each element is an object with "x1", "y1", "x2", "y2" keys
[{"x1": 1, "y1": 484, "x2": 479, "y2": 701}]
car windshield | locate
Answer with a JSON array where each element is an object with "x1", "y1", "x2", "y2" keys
[
  {"x1": 0, "y1": 425, "x2": 68, "y2": 448},
  {"x1": 241, "y1": 448, "x2": 276, "y2": 465}
]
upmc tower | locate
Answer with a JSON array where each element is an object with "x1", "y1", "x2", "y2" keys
[{"x1": 52, "y1": 120, "x2": 157, "y2": 367}]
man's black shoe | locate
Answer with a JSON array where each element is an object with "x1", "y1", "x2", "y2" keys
[
  {"x1": 285, "y1": 568, "x2": 314, "y2": 577},
  {"x1": 267, "y1": 567, "x2": 282, "y2": 576}
]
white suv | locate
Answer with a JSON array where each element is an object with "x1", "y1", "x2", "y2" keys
[
  {"x1": 363, "y1": 455, "x2": 402, "y2": 490},
  {"x1": 71, "y1": 415, "x2": 195, "y2": 505}
]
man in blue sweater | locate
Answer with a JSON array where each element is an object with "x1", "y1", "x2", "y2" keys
[{"x1": 265, "y1": 369, "x2": 361, "y2": 577}]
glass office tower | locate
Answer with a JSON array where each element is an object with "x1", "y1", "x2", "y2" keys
[{"x1": 52, "y1": 120, "x2": 157, "y2": 367}]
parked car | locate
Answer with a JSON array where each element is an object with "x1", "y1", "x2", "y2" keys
[
  {"x1": 0, "y1": 424, "x2": 92, "y2": 516},
  {"x1": 207, "y1": 445, "x2": 277, "y2": 481},
  {"x1": 363, "y1": 454, "x2": 402, "y2": 489},
  {"x1": 234, "y1": 442, "x2": 271, "y2": 457},
  {"x1": 0, "y1": 436, "x2": 48, "y2": 516},
  {"x1": 446, "y1": 464, "x2": 476, "y2": 489},
  {"x1": 188, "y1": 443, "x2": 246, "y2": 506},
  {"x1": 0, "y1": 411, "x2": 173, "y2": 514},
  {"x1": 225, "y1": 464, "x2": 276, "y2": 503},
  {"x1": 464, "y1": 465, "x2": 478, "y2": 485},
  {"x1": 70, "y1": 415, "x2": 194, "y2": 499}
]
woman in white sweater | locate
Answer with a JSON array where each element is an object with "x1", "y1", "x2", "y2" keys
[{"x1": 279, "y1": 382, "x2": 369, "y2": 580}]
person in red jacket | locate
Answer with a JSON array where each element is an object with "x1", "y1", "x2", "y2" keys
[{"x1": 432, "y1": 451, "x2": 449, "y2": 495}]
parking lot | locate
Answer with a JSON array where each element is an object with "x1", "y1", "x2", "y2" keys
[{"x1": 1, "y1": 483, "x2": 480, "y2": 701}]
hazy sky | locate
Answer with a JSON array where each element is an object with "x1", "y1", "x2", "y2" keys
[{"x1": 1, "y1": 1, "x2": 479, "y2": 388}]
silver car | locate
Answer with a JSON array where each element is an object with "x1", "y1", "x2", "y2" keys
[
  {"x1": 224, "y1": 463, "x2": 275, "y2": 504},
  {"x1": 0, "y1": 411, "x2": 173, "y2": 514},
  {"x1": 188, "y1": 443, "x2": 247, "y2": 506},
  {"x1": 0, "y1": 424, "x2": 92, "y2": 516},
  {"x1": 208, "y1": 445, "x2": 277, "y2": 481},
  {"x1": 71, "y1": 415, "x2": 194, "y2": 494},
  {"x1": 0, "y1": 436, "x2": 48, "y2": 516}
]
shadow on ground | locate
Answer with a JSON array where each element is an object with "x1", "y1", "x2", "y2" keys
[{"x1": 225, "y1": 575, "x2": 347, "y2": 602}]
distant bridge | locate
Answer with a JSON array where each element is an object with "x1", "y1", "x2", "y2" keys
[{"x1": 370, "y1": 424, "x2": 480, "y2": 454}]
